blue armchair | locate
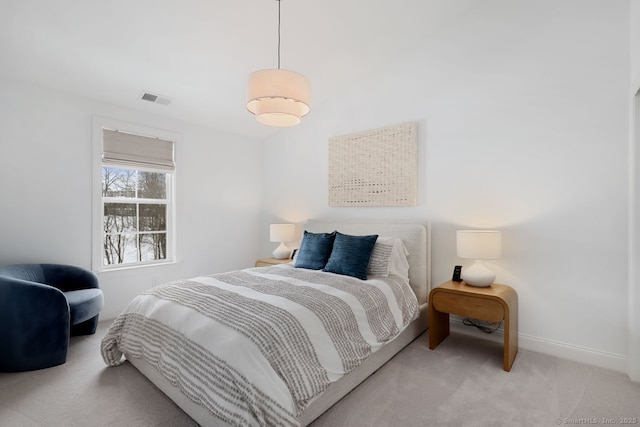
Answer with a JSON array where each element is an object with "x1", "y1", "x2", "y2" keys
[{"x1": 0, "y1": 264, "x2": 104, "y2": 372}]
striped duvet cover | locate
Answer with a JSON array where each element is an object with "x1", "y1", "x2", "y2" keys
[{"x1": 101, "y1": 264, "x2": 419, "y2": 427}]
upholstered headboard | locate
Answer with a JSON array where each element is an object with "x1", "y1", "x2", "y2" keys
[{"x1": 303, "y1": 221, "x2": 431, "y2": 305}]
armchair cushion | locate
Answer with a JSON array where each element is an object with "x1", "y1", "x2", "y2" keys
[{"x1": 65, "y1": 289, "x2": 104, "y2": 325}]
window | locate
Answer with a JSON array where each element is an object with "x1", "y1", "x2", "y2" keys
[
  {"x1": 102, "y1": 168, "x2": 169, "y2": 265},
  {"x1": 93, "y1": 118, "x2": 176, "y2": 270}
]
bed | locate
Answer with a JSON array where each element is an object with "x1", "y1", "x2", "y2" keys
[{"x1": 101, "y1": 221, "x2": 431, "y2": 426}]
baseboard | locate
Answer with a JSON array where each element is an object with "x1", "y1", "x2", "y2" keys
[{"x1": 449, "y1": 318, "x2": 627, "y2": 374}]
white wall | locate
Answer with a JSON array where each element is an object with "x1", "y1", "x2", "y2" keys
[
  {"x1": 261, "y1": 1, "x2": 630, "y2": 371},
  {"x1": 628, "y1": 0, "x2": 640, "y2": 382},
  {"x1": 0, "y1": 78, "x2": 263, "y2": 320}
]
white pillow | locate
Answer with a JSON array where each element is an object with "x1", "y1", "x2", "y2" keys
[
  {"x1": 367, "y1": 240, "x2": 394, "y2": 276},
  {"x1": 367, "y1": 237, "x2": 410, "y2": 279},
  {"x1": 388, "y1": 240, "x2": 410, "y2": 279}
]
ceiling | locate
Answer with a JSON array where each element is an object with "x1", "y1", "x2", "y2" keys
[{"x1": 0, "y1": 0, "x2": 476, "y2": 139}]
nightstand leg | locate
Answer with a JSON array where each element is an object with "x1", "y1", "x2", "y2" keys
[
  {"x1": 429, "y1": 309, "x2": 450, "y2": 349},
  {"x1": 503, "y1": 310, "x2": 518, "y2": 372}
]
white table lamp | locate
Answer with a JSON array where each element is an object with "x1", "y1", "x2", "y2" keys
[
  {"x1": 456, "y1": 230, "x2": 502, "y2": 287},
  {"x1": 270, "y1": 224, "x2": 296, "y2": 259}
]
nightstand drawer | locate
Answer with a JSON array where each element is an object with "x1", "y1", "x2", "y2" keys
[{"x1": 432, "y1": 292, "x2": 504, "y2": 323}]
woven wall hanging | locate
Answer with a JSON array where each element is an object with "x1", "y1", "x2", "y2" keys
[{"x1": 328, "y1": 122, "x2": 417, "y2": 207}]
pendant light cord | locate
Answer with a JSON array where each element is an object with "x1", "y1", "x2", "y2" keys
[{"x1": 277, "y1": 0, "x2": 281, "y2": 69}]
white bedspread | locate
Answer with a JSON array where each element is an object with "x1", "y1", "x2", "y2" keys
[{"x1": 101, "y1": 264, "x2": 419, "y2": 427}]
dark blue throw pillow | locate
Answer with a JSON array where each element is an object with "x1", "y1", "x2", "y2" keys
[
  {"x1": 323, "y1": 232, "x2": 379, "y2": 280},
  {"x1": 295, "y1": 231, "x2": 337, "y2": 270}
]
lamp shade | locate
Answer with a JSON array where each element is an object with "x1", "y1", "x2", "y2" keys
[
  {"x1": 270, "y1": 224, "x2": 296, "y2": 243},
  {"x1": 456, "y1": 230, "x2": 502, "y2": 260},
  {"x1": 247, "y1": 69, "x2": 310, "y2": 127}
]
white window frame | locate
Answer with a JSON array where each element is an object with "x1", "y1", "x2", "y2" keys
[{"x1": 92, "y1": 116, "x2": 178, "y2": 271}]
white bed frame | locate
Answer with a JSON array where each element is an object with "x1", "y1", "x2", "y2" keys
[{"x1": 128, "y1": 221, "x2": 431, "y2": 426}]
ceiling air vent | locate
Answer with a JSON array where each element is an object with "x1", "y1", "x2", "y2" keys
[{"x1": 140, "y1": 91, "x2": 173, "y2": 106}]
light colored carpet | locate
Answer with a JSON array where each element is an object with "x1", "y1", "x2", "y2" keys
[{"x1": 1, "y1": 321, "x2": 639, "y2": 427}]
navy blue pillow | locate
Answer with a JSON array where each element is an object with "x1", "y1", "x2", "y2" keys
[
  {"x1": 295, "y1": 231, "x2": 337, "y2": 270},
  {"x1": 323, "y1": 232, "x2": 379, "y2": 280}
]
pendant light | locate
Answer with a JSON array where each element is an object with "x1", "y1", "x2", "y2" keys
[{"x1": 246, "y1": 0, "x2": 310, "y2": 127}]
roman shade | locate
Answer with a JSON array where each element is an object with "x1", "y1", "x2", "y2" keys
[{"x1": 102, "y1": 129, "x2": 175, "y2": 171}]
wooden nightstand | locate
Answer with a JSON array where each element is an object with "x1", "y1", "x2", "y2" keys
[
  {"x1": 428, "y1": 280, "x2": 518, "y2": 371},
  {"x1": 255, "y1": 257, "x2": 292, "y2": 267}
]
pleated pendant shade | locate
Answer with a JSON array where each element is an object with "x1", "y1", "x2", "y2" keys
[{"x1": 246, "y1": 69, "x2": 310, "y2": 127}]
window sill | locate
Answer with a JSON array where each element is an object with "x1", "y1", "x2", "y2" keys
[{"x1": 95, "y1": 260, "x2": 178, "y2": 273}]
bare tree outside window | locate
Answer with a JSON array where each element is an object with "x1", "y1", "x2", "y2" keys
[{"x1": 102, "y1": 167, "x2": 169, "y2": 266}]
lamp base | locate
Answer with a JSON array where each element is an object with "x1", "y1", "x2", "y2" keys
[
  {"x1": 272, "y1": 242, "x2": 291, "y2": 259},
  {"x1": 462, "y1": 260, "x2": 496, "y2": 287}
]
